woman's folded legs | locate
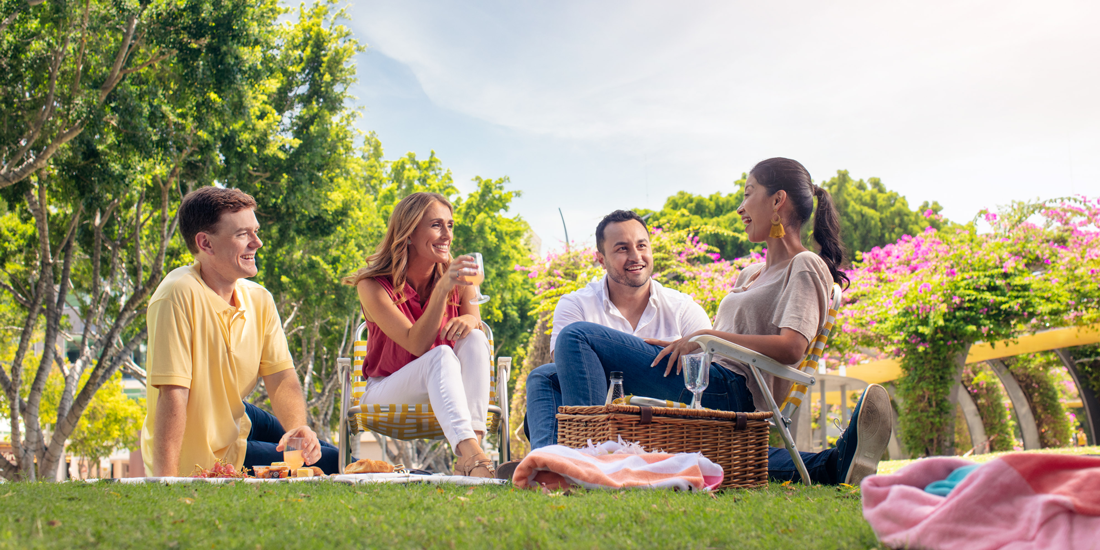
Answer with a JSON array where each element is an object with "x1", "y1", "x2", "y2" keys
[
  {"x1": 361, "y1": 344, "x2": 479, "y2": 448},
  {"x1": 453, "y1": 329, "x2": 491, "y2": 436}
]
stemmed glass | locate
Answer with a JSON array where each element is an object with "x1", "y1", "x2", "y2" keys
[
  {"x1": 466, "y1": 252, "x2": 490, "y2": 305},
  {"x1": 681, "y1": 353, "x2": 709, "y2": 410}
]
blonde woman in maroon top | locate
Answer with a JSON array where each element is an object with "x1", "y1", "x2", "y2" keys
[{"x1": 344, "y1": 192, "x2": 494, "y2": 477}]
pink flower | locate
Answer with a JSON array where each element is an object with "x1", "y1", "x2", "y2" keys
[{"x1": 918, "y1": 283, "x2": 932, "y2": 293}]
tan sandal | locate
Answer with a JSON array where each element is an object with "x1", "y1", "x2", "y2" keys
[{"x1": 455, "y1": 453, "x2": 495, "y2": 478}]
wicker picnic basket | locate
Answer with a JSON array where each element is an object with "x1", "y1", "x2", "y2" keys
[{"x1": 556, "y1": 404, "x2": 772, "y2": 489}]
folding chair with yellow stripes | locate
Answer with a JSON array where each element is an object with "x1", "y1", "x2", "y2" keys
[
  {"x1": 690, "y1": 283, "x2": 843, "y2": 486},
  {"x1": 336, "y1": 321, "x2": 511, "y2": 473}
]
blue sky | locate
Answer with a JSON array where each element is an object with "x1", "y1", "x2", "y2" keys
[{"x1": 338, "y1": 0, "x2": 1099, "y2": 253}]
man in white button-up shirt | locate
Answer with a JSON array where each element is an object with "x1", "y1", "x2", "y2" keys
[
  {"x1": 549, "y1": 276, "x2": 711, "y2": 355},
  {"x1": 527, "y1": 210, "x2": 721, "y2": 449},
  {"x1": 523, "y1": 210, "x2": 890, "y2": 486}
]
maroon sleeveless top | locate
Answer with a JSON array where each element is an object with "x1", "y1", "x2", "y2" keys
[{"x1": 362, "y1": 276, "x2": 460, "y2": 378}]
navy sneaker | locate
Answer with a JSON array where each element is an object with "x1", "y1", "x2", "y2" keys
[{"x1": 835, "y1": 383, "x2": 892, "y2": 486}]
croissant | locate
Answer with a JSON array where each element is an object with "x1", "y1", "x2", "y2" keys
[{"x1": 343, "y1": 458, "x2": 394, "y2": 474}]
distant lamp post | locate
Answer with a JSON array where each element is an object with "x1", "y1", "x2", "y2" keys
[{"x1": 559, "y1": 207, "x2": 570, "y2": 252}]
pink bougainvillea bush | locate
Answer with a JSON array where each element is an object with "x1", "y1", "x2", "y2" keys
[{"x1": 833, "y1": 197, "x2": 1100, "y2": 456}]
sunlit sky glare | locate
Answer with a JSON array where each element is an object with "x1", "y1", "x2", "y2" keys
[{"x1": 337, "y1": 0, "x2": 1099, "y2": 254}]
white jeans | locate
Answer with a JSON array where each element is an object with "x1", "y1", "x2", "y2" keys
[{"x1": 361, "y1": 330, "x2": 490, "y2": 447}]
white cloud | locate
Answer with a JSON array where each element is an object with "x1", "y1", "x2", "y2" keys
[{"x1": 344, "y1": 0, "x2": 1100, "y2": 245}]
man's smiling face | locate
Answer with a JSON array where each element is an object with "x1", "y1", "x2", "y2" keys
[
  {"x1": 596, "y1": 220, "x2": 652, "y2": 289},
  {"x1": 198, "y1": 208, "x2": 263, "y2": 282}
]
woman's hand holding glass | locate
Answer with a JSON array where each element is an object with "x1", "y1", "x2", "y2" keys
[
  {"x1": 446, "y1": 253, "x2": 489, "y2": 304},
  {"x1": 644, "y1": 331, "x2": 707, "y2": 377},
  {"x1": 446, "y1": 255, "x2": 479, "y2": 289}
]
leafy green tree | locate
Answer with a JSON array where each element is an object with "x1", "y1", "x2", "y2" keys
[
  {"x1": 0, "y1": 0, "x2": 283, "y2": 481},
  {"x1": 0, "y1": 0, "x2": 279, "y2": 188},
  {"x1": 820, "y1": 170, "x2": 948, "y2": 256},
  {"x1": 638, "y1": 171, "x2": 949, "y2": 261},
  {"x1": 638, "y1": 178, "x2": 756, "y2": 261}
]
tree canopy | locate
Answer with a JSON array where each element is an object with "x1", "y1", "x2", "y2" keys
[{"x1": 638, "y1": 170, "x2": 948, "y2": 262}]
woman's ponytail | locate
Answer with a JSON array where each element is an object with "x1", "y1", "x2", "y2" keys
[{"x1": 811, "y1": 185, "x2": 849, "y2": 289}]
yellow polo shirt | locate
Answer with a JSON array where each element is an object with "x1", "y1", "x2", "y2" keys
[{"x1": 140, "y1": 262, "x2": 293, "y2": 476}]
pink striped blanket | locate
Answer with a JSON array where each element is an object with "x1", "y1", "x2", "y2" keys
[
  {"x1": 862, "y1": 453, "x2": 1100, "y2": 549},
  {"x1": 513, "y1": 440, "x2": 724, "y2": 491}
]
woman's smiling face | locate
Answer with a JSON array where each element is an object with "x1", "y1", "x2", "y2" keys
[
  {"x1": 407, "y1": 200, "x2": 454, "y2": 265},
  {"x1": 737, "y1": 174, "x2": 780, "y2": 243}
]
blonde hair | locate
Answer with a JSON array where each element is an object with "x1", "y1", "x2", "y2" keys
[{"x1": 343, "y1": 192, "x2": 455, "y2": 305}]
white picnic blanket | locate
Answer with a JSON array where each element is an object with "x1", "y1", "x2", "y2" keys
[{"x1": 98, "y1": 474, "x2": 505, "y2": 486}]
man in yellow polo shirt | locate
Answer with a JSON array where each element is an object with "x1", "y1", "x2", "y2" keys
[{"x1": 141, "y1": 187, "x2": 338, "y2": 476}]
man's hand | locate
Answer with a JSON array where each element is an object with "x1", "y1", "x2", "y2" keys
[
  {"x1": 264, "y1": 369, "x2": 322, "y2": 465},
  {"x1": 276, "y1": 425, "x2": 322, "y2": 466},
  {"x1": 645, "y1": 331, "x2": 706, "y2": 377}
]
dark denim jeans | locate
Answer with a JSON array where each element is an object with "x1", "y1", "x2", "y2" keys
[
  {"x1": 242, "y1": 402, "x2": 341, "y2": 475},
  {"x1": 525, "y1": 322, "x2": 838, "y2": 484}
]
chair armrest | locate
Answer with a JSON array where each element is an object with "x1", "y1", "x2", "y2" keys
[
  {"x1": 689, "y1": 334, "x2": 816, "y2": 387},
  {"x1": 347, "y1": 405, "x2": 362, "y2": 416}
]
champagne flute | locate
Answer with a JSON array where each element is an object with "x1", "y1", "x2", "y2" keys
[
  {"x1": 681, "y1": 353, "x2": 709, "y2": 410},
  {"x1": 466, "y1": 252, "x2": 490, "y2": 304}
]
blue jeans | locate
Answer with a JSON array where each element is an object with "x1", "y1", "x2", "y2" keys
[
  {"x1": 242, "y1": 402, "x2": 341, "y2": 475},
  {"x1": 526, "y1": 322, "x2": 839, "y2": 484}
]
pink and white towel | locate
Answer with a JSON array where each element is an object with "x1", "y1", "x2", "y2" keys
[
  {"x1": 862, "y1": 453, "x2": 1100, "y2": 549},
  {"x1": 513, "y1": 439, "x2": 724, "y2": 491}
]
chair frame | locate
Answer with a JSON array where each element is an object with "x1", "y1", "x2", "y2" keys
[
  {"x1": 336, "y1": 321, "x2": 511, "y2": 473},
  {"x1": 690, "y1": 283, "x2": 843, "y2": 486}
]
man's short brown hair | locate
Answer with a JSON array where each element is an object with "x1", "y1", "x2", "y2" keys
[{"x1": 179, "y1": 187, "x2": 258, "y2": 254}]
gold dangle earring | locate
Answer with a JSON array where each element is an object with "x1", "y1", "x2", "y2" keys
[{"x1": 769, "y1": 208, "x2": 786, "y2": 238}]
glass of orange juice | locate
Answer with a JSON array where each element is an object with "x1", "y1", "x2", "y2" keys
[{"x1": 284, "y1": 436, "x2": 305, "y2": 472}]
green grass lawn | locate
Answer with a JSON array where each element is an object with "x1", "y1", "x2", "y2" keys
[
  {"x1": 0, "y1": 480, "x2": 884, "y2": 550},
  {"x1": 7, "y1": 447, "x2": 1097, "y2": 549}
]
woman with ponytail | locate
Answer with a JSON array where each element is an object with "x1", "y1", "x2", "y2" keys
[
  {"x1": 343, "y1": 192, "x2": 495, "y2": 478},
  {"x1": 644, "y1": 157, "x2": 847, "y2": 412}
]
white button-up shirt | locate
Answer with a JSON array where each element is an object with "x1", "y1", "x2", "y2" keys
[{"x1": 549, "y1": 276, "x2": 712, "y2": 352}]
